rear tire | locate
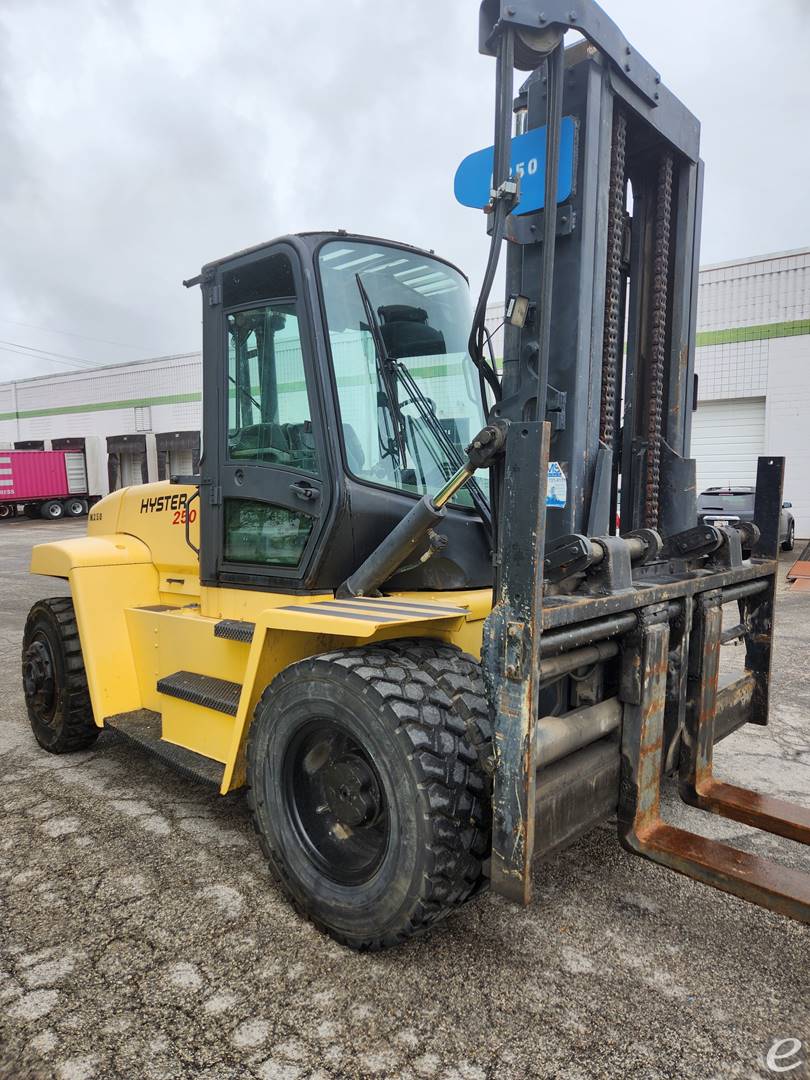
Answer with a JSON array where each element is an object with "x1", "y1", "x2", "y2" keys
[
  {"x1": 22, "y1": 598, "x2": 98, "y2": 753},
  {"x1": 782, "y1": 522, "x2": 795, "y2": 552},
  {"x1": 64, "y1": 497, "x2": 86, "y2": 517},
  {"x1": 246, "y1": 640, "x2": 490, "y2": 950},
  {"x1": 0, "y1": 503, "x2": 15, "y2": 519},
  {"x1": 40, "y1": 500, "x2": 63, "y2": 520}
]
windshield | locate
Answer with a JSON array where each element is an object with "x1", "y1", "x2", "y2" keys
[{"x1": 318, "y1": 239, "x2": 489, "y2": 509}]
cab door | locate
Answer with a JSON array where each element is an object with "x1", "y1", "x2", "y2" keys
[{"x1": 199, "y1": 243, "x2": 332, "y2": 589}]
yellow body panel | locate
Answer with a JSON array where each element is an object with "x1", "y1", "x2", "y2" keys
[
  {"x1": 71, "y1": 563, "x2": 160, "y2": 720},
  {"x1": 30, "y1": 481, "x2": 492, "y2": 793},
  {"x1": 162, "y1": 696, "x2": 236, "y2": 764},
  {"x1": 31, "y1": 534, "x2": 154, "y2": 575}
]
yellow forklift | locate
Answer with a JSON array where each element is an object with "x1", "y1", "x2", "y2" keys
[{"x1": 22, "y1": 0, "x2": 809, "y2": 948}]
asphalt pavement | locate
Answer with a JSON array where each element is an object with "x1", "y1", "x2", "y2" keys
[{"x1": 1, "y1": 518, "x2": 808, "y2": 1080}]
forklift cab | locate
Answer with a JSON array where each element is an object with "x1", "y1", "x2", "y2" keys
[{"x1": 192, "y1": 233, "x2": 493, "y2": 594}]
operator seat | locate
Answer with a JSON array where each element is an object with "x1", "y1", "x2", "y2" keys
[
  {"x1": 229, "y1": 422, "x2": 292, "y2": 463},
  {"x1": 378, "y1": 305, "x2": 446, "y2": 359}
]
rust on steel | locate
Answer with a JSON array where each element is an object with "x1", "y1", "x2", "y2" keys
[
  {"x1": 641, "y1": 823, "x2": 810, "y2": 925},
  {"x1": 787, "y1": 541, "x2": 810, "y2": 590},
  {"x1": 692, "y1": 781, "x2": 810, "y2": 846},
  {"x1": 619, "y1": 595, "x2": 810, "y2": 925},
  {"x1": 488, "y1": 422, "x2": 552, "y2": 905},
  {"x1": 680, "y1": 589, "x2": 810, "y2": 848}
]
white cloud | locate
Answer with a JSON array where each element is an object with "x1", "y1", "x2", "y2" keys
[{"x1": 0, "y1": 0, "x2": 808, "y2": 377}]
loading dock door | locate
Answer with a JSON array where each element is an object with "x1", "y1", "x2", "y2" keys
[
  {"x1": 120, "y1": 452, "x2": 143, "y2": 487},
  {"x1": 155, "y1": 431, "x2": 200, "y2": 482},
  {"x1": 169, "y1": 447, "x2": 194, "y2": 477},
  {"x1": 691, "y1": 397, "x2": 766, "y2": 491},
  {"x1": 107, "y1": 434, "x2": 148, "y2": 491}
]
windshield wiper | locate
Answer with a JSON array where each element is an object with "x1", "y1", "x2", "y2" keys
[
  {"x1": 355, "y1": 274, "x2": 408, "y2": 468},
  {"x1": 355, "y1": 273, "x2": 492, "y2": 539},
  {"x1": 394, "y1": 361, "x2": 492, "y2": 533}
]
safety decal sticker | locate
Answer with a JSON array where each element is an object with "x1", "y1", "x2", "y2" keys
[{"x1": 546, "y1": 462, "x2": 567, "y2": 508}]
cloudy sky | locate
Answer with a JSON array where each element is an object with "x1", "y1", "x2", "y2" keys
[{"x1": 1, "y1": 0, "x2": 808, "y2": 379}]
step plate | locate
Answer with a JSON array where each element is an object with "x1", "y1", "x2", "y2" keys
[
  {"x1": 265, "y1": 596, "x2": 469, "y2": 638},
  {"x1": 157, "y1": 671, "x2": 241, "y2": 716},
  {"x1": 214, "y1": 619, "x2": 255, "y2": 643},
  {"x1": 105, "y1": 709, "x2": 224, "y2": 788}
]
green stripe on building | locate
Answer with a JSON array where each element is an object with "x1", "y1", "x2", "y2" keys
[
  {"x1": 0, "y1": 391, "x2": 201, "y2": 423},
  {"x1": 1, "y1": 323, "x2": 808, "y2": 424},
  {"x1": 0, "y1": 359, "x2": 467, "y2": 423},
  {"x1": 696, "y1": 319, "x2": 810, "y2": 347}
]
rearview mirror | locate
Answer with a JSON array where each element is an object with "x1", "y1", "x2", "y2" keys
[{"x1": 782, "y1": 501, "x2": 793, "y2": 509}]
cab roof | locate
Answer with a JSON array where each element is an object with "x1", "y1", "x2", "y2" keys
[{"x1": 190, "y1": 231, "x2": 468, "y2": 285}]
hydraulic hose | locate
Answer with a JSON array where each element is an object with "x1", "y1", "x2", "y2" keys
[{"x1": 467, "y1": 27, "x2": 516, "y2": 410}]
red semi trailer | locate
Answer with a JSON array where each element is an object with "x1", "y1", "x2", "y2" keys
[{"x1": 0, "y1": 449, "x2": 96, "y2": 520}]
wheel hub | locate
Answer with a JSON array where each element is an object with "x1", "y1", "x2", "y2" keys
[
  {"x1": 283, "y1": 719, "x2": 390, "y2": 885},
  {"x1": 321, "y1": 755, "x2": 380, "y2": 827},
  {"x1": 23, "y1": 638, "x2": 56, "y2": 720}
]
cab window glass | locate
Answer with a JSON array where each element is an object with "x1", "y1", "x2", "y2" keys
[
  {"x1": 225, "y1": 252, "x2": 318, "y2": 478},
  {"x1": 227, "y1": 304, "x2": 318, "y2": 475},
  {"x1": 317, "y1": 240, "x2": 488, "y2": 509},
  {"x1": 224, "y1": 499, "x2": 314, "y2": 567}
]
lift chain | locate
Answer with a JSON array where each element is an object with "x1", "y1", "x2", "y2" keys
[
  {"x1": 644, "y1": 151, "x2": 674, "y2": 529},
  {"x1": 599, "y1": 109, "x2": 627, "y2": 446}
]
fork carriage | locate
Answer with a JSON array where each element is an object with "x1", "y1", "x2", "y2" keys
[{"x1": 498, "y1": 455, "x2": 809, "y2": 919}]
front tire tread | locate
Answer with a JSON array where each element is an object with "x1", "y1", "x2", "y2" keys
[
  {"x1": 22, "y1": 597, "x2": 98, "y2": 753},
  {"x1": 246, "y1": 639, "x2": 491, "y2": 950}
]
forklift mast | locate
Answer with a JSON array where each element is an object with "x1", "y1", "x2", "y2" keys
[
  {"x1": 474, "y1": 0, "x2": 809, "y2": 916},
  {"x1": 479, "y1": 0, "x2": 702, "y2": 549}
]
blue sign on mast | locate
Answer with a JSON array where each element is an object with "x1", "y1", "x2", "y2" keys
[{"x1": 453, "y1": 117, "x2": 577, "y2": 217}]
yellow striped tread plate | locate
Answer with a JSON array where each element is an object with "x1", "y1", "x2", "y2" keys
[{"x1": 266, "y1": 596, "x2": 469, "y2": 635}]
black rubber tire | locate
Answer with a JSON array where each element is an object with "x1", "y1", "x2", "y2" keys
[
  {"x1": 0, "y1": 503, "x2": 15, "y2": 519},
  {"x1": 22, "y1": 598, "x2": 98, "y2": 753},
  {"x1": 375, "y1": 638, "x2": 494, "y2": 778},
  {"x1": 246, "y1": 640, "x2": 491, "y2": 950},
  {"x1": 782, "y1": 522, "x2": 795, "y2": 552},
  {"x1": 40, "y1": 500, "x2": 63, "y2": 520},
  {"x1": 64, "y1": 497, "x2": 86, "y2": 517},
  {"x1": 24, "y1": 504, "x2": 40, "y2": 519}
]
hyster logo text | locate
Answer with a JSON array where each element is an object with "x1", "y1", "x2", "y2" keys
[{"x1": 140, "y1": 493, "x2": 189, "y2": 514}]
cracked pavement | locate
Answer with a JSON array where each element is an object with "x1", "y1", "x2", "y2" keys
[{"x1": 1, "y1": 518, "x2": 808, "y2": 1079}]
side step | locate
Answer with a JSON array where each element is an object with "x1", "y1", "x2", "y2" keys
[
  {"x1": 105, "y1": 710, "x2": 224, "y2": 788},
  {"x1": 214, "y1": 619, "x2": 255, "y2": 643},
  {"x1": 157, "y1": 671, "x2": 241, "y2": 716},
  {"x1": 619, "y1": 599, "x2": 810, "y2": 924}
]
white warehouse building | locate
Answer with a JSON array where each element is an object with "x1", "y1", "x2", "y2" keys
[
  {"x1": 1, "y1": 248, "x2": 808, "y2": 532},
  {"x1": 0, "y1": 353, "x2": 202, "y2": 499},
  {"x1": 690, "y1": 249, "x2": 810, "y2": 533}
]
